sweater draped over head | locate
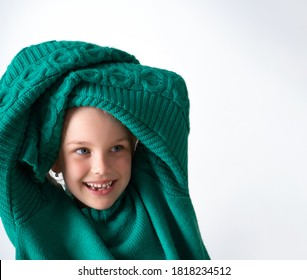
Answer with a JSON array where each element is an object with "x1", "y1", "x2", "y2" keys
[{"x1": 0, "y1": 40, "x2": 209, "y2": 259}]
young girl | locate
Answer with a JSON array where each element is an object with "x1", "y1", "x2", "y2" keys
[{"x1": 0, "y1": 40, "x2": 210, "y2": 260}]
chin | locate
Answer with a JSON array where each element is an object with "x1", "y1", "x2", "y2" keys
[{"x1": 90, "y1": 201, "x2": 116, "y2": 210}]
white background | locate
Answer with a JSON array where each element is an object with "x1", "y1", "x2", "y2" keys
[{"x1": 0, "y1": 0, "x2": 306, "y2": 260}]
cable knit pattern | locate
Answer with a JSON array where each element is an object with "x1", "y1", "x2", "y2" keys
[{"x1": 0, "y1": 41, "x2": 209, "y2": 259}]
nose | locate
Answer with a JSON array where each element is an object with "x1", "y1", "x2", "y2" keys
[{"x1": 91, "y1": 154, "x2": 111, "y2": 175}]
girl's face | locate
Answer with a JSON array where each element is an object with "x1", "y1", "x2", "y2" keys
[{"x1": 53, "y1": 107, "x2": 133, "y2": 210}]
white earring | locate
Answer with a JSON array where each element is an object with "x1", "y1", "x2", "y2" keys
[{"x1": 134, "y1": 139, "x2": 139, "y2": 152}]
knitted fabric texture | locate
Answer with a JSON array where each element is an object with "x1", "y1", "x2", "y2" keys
[{"x1": 0, "y1": 40, "x2": 209, "y2": 259}]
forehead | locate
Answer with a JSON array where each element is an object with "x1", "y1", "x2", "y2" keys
[{"x1": 62, "y1": 107, "x2": 131, "y2": 141}]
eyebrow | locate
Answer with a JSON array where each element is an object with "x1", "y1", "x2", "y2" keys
[
  {"x1": 66, "y1": 141, "x2": 91, "y2": 146},
  {"x1": 66, "y1": 138, "x2": 131, "y2": 146}
]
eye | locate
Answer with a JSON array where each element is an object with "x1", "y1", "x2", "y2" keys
[
  {"x1": 75, "y1": 148, "x2": 90, "y2": 155},
  {"x1": 110, "y1": 145, "x2": 123, "y2": 153}
]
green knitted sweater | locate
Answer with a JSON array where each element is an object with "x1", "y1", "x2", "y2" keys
[{"x1": 0, "y1": 41, "x2": 209, "y2": 260}]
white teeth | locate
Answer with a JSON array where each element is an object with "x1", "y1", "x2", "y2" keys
[{"x1": 86, "y1": 181, "x2": 113, "y2": 190}]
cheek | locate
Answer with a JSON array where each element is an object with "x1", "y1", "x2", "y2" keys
[
  {"x1": 115, "y1": 156, "x2": 132, "y2": 175},
  {"x1": 61, "y1": 156, "x2": 89, "y2": 177}
]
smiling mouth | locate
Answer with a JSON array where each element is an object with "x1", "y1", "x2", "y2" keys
[{"x1": 84, "y1": 181, "x2": 114, "y2": 191}]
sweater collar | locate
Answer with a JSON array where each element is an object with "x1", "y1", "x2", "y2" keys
[{"x1": 80, "y1": 190, "x2": 126, "y2": 222}]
